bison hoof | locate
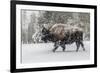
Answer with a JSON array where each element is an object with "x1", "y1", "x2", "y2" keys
[
  {"x1": 52, "y1": 50, "x2": 56, "y2": 52},
  {"x1": 76, "y1": 50, "x2": 78, "y2": 52},
  {"x1": 83, "y1": 49, "x2": 85, "y2": 51}
]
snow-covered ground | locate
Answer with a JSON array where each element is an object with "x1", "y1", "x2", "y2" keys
[{"x1": 22, "y1": 41, "x2": 90, "y2": 64}]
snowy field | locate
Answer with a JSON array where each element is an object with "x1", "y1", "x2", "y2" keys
[{"x1": 22, "y1": 41, "x2": 90, "y2": 64}]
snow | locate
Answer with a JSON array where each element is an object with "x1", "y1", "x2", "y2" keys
[
  {"x1": 22, "y1": 41, "x2": 90, "y2": 64},
  {"x1": 32, "y1": 31, "x2": 42, "y2": 43}
]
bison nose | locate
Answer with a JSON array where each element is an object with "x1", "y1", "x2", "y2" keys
[
  {"x1": 41, "y1": 36, "x2": 44, "y2": 40},
  {"x1": 41, "y1": 36, "x2": 45, "y2": 40}
]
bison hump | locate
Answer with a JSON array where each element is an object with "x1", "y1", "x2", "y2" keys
[
  {"x1": 49, "y1": 24, "x2": 66, "y2": 40},
  {"x1": 49, "y1": 24, "x2": 83, "y2": 40}
]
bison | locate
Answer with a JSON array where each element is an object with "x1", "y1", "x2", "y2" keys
[{"x1": 41, "y1": 24, "x2": 85, "y2": 52}]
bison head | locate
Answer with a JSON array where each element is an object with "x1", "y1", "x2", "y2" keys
[
  {"x1": 41, "y1": 26, "x2": 58, "y2": 43},
  {"x1": 41, "y1": 26, "x2": 51, "y2": 43}
]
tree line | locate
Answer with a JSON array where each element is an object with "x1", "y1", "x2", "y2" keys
[{"x1": 21, "y1": 10, "x2": 90, "y2": 44}]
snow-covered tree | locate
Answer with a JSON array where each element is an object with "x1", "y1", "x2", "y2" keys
[{"x1": 21, "y1": 10, "x2": 90, "y2": 44}]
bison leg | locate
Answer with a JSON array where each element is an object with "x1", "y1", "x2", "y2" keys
[
  {"x1": 53, "y1": 46, "x2": 58, "y2": 52},
  {"x1": 76, "y1": 42, "x2": 80, "y2": 52},
  {"x1": 60, "y1": 42, "x2": 66, "y2": 52},
  {"x1": 53, "y1": 42, "x2": 59, "y2": 52},
  {"x1": 62, "y1": 45, "x2": 66, "y2": 52},
  {"x1": 80, "y1": 41, "x2": 85, "y2": 51}
]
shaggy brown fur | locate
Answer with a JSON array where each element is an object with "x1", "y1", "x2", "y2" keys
[{"x1": 49, "y1": 24, "x2": 83, "y2": 40}]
